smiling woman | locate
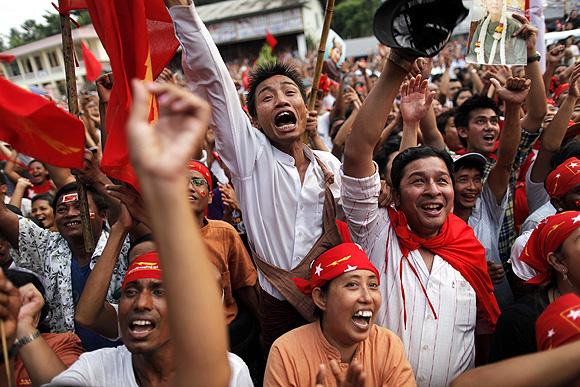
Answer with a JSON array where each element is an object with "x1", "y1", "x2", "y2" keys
[{"x1": 263, "y1": 243, "x2": 416, "y2": 387}]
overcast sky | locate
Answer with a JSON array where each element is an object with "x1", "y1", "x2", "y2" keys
[{"x1": 1, "y1": 1, "x2": 55, "y2": 41}]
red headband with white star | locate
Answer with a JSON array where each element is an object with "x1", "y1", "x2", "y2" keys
[
  {"x1": 536, "y1": 293, "x2": 580, "y2": 351},
  {"x1": 519, "y1": 211, "x2": 580, "y2": 285},
  {"x1": 545, "y1": 157, "x2": 580, "y2": 199},
  {"x1": 292, "y1": 243, "x2": 380, "y2": 295}
]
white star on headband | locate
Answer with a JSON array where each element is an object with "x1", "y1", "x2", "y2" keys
[
  {"x1": 567, "y1": 309, "x2": 580, "y2": 320},
  {"x1": 569, "y1": 162, "x2": 578, "y2": 168},
  {"x1": 315, "y1": 264, "x2": 323, "y2": 277},
  {"x1": 547, "y1": 328, "x2": 555, "y2": 338},
  {"x1": 344, "y1": 264, "x2": 358, "y2": 273},
  {"x1": 572, "y1": 214, "x2": 580, "y2": 224},
  {"x1": 555, "y1": 173, "x2": 561, "y2": 179}
]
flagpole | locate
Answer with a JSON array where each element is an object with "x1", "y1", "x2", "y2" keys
[
  {"x1": 60, "y1": 11, "x2": 95, "y2": 255},
  {"x1": 302, "y1": 0, "x2": 335, "y2": 144}
]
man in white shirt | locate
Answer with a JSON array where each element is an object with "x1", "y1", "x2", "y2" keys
[
  {"x1": 165, "y1": 0, "x2": 342, "y2": 347},
  {"x1": 341, "y1": 52, "x2": 499, "y2": 386}
]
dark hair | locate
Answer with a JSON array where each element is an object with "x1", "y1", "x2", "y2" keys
[
  {"x1": 436, "y1": 108, "x2": 456, "y2": 134},
  {"x1": 5, "y1": 269, "x2": 50, "y2": 333},
  {"x1": 5, "y1": 204, "x2": 22, "y2": 216},
  {"x1": 452, "y1": 87, "x2": 473, "y2": 107},
  {"x1": 0, "y1": 173, "x2": 6, "y2": 186},
  {"x1": 52, "y1": 182, "x2": 108, "y2": 214},
  {"x1": 31, "y1": 193, "x2": 54, "y2": 205},
  {"x1": 27, "y1": 159, "x2": 47, "y2": 169},
  {"x1": 454, "y1": 159, "x2": 485, "y2": 175},
  {"x1": 431, "y1": 73, "x2": 443, "y2": 83},
  {"x1": 551, "y1": 141, "x2": 580, "y2": 168},
  {"x1": 246, "y1": 61, "x2": 306, "y2": 118},
  {"x1": 128, "y1": 233, "x2": 154, "y2": 257},
  {"x1": 373, "y1": 138, "x2": 401, "y2": 178},
  {"x1": 390, "y1": 146, "x2": 454, "y2": 193},
  {"x1": 454, "y1": 95, "x2": 501, "y2": 147}
]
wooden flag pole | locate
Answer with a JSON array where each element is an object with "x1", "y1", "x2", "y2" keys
[
  {"x1": 60, "y1": 12, "x2": 95, "y2": 255},
  {"x1": 302, "y1": 0, "x2": 336, "y2": 144}
]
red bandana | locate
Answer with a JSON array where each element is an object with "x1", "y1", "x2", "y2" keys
[
  {"x1": 187, "y1": 160, "x2": 212, "y2": 192},
  {"x1": 387, "y1": 207, "x2": 500, "y2": 327},
  {"x1": 536, "y1": 293, "x2": 580, "y2": 351},
  {"x1": 519, "y1": 211, "x2": 580, "y2": 286},
  {"x1": 122, "y1": 252, "x2": 162, "y2": 289},
  {"x1": 293, "y1": 243, "x2": 380, "y2": 295},
  {"x1": 545, "y1": 157, "x2": 580, "y2": 199}
]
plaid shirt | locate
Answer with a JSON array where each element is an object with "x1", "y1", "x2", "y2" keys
[{"x1": 481, "y1": 128, "x2": 541, "y2": 262}]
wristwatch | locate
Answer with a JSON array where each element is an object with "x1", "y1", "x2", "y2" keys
[
  {"x1": 527, "y1": 52, "x2": 541, "y2": 64},
  {"x1": 14, "y1": 330, "x2": 41, "y2": 350}
]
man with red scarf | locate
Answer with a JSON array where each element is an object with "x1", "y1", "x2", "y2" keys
[{"x1": 341, "y1": 53, "x2": 499, "y2": 386}]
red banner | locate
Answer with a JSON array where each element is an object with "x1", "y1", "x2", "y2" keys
[
  {"x1": 58, "y1": 0, "x2": 87, "y2": 12},
  {"x1": 0, "y1": 78, "x2": 85, "y2": 168},
  {"x1": 81, "y1": 41, "x2": 102, "y2": 81}
]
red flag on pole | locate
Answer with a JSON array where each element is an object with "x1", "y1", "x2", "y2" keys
[
  {"x1": 0, "y1": 54, "x2": 16, "y2": 63},
  {"x1": 81, "y1": 41, "x2": 102, "y2": 81},
  {"x1": 0, "y1": 78, "x2": 85, "y2": 168},
  {"x1": 57, "y1": 0, "x2": 87, "y2": 12},
  {"x1": 266, "y1": 31, "x2": 278, "y2": 49},
  {"x1": 83, "y1": 0, "x2": 179, "y2": 188}
]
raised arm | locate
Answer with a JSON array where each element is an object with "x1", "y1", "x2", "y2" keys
[
  {"x1": 412, "y1": 58, "x2": 445, "y2": 150},
  {"x1": 513, "y1": 14, "x2": 547, "y2": 132},
  {"x1": 4, "y1": 150, "x2": 23, "y2": 184},
  {"x1": 486, "y1": 78, "x2": 531, "y2": 204},
  {"x1": 398, "y1": 75, "x2": 435, "y2": 152},
  {"x1": 531, "y1": 64, "x2": 580, "y2": 183},
  {"x1": 543, "y1": 45, "x2": 566, "y2": 96},
  {"x1": 74, "y1": 205, "x2": 131, "y2": 339},
  {"x1": 128, "y1": 80, "x2": 229, "y2": 387},
  {"x1": 8, "y1": 178, "x2": 33, "y2": 210},
  {"x1": 343, "y1": 51, "x2": 411, "y2": 178},
  {"x1": 166, "y1": 0, "x2": 259, "y2": 178}
]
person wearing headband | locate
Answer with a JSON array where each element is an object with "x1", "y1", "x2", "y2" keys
[
  {"x1": 264, "y1": 243, "x2": 415, "y2": 386},
  {"x1": 535, "y1": 293, "x2": 580, "y2": 352},
  {"x1": 491, "y1": 211, "x2": 580, "y2": 361}
]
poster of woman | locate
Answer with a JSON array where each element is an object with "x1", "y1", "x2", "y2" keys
[{"x1": 466, "y1": 0, "x2": 527, "y2": 65}]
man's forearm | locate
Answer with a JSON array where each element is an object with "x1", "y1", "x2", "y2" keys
[
  {"x1": 495, "y1": 103, "x2": 522, "y2": 169},
  {"x1": 420, "y1": 106, "x2": 446, "y2": 150},
  {"x1": 522, "y1": 61, "x2": 547, "y2": 131},
  {"x1": 17, "y1": 330, "x2": 67, "y2": 386}
]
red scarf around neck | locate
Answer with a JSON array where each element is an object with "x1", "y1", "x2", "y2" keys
[{"x1": 387, "y1": 207, "x2": 500, "y2": 328}]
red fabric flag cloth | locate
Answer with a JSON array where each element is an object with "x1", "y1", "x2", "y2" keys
[
  {"x1": 80, "y1": 41, "x2": 102, "y2": 82},
  {"x1": 387, "y1": 207, "x2": 501, "y2": 328},
  {"x1": 84, "y1": 0, "x2": 179, "y2": 188},
  {"x1": 0, "y1": 78, "x2": 84, "y2": 168},
  {"x1": 519, "y1": 211, "x2": 580, "y2": 286},
  {"x1": 545, "y1": 157, "x2": 580, "y2": 199},
  {"x1": 0, "y1": 54, "x2": 16, "y2": 63},
  {"x1": 536, "y1": 293, "x2": 580, "y2": 351},
  {"x1": 266, "y1": 31, "x2": 278, "y2": 49},
  {"x1": 57, "y1": 0, "x2": 87, "y2": 12}
]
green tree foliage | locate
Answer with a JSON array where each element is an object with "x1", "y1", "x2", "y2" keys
[
  {"x1": 331, "y1": 0, "x2": 380, "y2": 39},
  {"x1": 7, "y1": 10, "x2": 91, "y2": 49}
]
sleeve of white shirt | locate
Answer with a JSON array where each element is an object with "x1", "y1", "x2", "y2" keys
[
  {"x1": 340, "y1": 163, "x2": 386, "y2": 248},
  {"x1": 169, "y1": 4, "x2": 262, "y2": 180},
  {"x1": 48, "y1": 353, "x2": 95, "y2": 385},
  {"x1": 525, "y1": 161, "x2": 550, "y2": 213},
  {"x1": 509, "y1": 231, "x2": 537, "y2": 281},
  {"x1": 16, "y1": 216, "x2": 51, "y2": 274},
  {"x1": 481, "y1": 182, "x2": 508, "y2": 224},
  {"x1": 228, "y1": 352, "x2": 253, "y2": 387}
]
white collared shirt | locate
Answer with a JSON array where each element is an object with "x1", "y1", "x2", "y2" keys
[
  {"x1": 170, "y1": 5, "x2": 342, "y2": 299},
  {"x1": 341, "y1": 164, "x2": 476, "y2": 387}
]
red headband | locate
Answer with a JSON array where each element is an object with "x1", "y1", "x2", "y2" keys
[
  {"x1": 545, "y1": 157, "x2": 580, "y2": 199},
  {"x1": 122, "y1": 252, "x2": 162, "y2": 289},
  {"x1": 519, "y1": 211, "x2": 580, "y2": 285},
  {"x1": 536, "y1": 293, "x2": 580, "y2": 351},
  {"x1": 187, "y1": 161, "x2": 212, "y2": 192},
  {"x1": 554, "y1": 83, "x2": 569, "y2": 101},
  {"x1": 293, "y1": 243, "x2": 380, "y2": 295}
]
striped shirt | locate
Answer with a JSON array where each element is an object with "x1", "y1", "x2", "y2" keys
[{"x1": 341, "y1": 165, "x2": 476, "y2": 387}]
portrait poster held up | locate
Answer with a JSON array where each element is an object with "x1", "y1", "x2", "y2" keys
[
  {"x1": 466, "y1": 0, "x2": 528, "y2": 65},
  {"x1": 322, "y1": 29, "x2": 346, "y2": 81}
]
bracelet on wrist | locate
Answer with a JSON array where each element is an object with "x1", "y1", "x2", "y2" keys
[{"x1": 14, "y1": 330, "x2": 41, "y2": 350}]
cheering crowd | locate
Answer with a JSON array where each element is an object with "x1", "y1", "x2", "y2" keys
[{"x1": 0, "y1": 0, "x2": 579, "y2": 386}]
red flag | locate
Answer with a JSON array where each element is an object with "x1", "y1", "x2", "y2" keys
[
  {"x1": 0, "y1": 78, "x2": 85, "y2": 168},
  {"x1": 266, "y1": 31, "x2": 278, "y2": 49},
  {"x1": 0, "y1": 54, "x2": 16, "y2": 63},
  {"x1": 84, "y1": 0, "x2": 179, "y2": 188},
  {"x1": 81, "y1": 41, "x2": 102, "y2": 81},
  {"x1": 57, "y1": 0, "x2": 87, "y2": 12}
]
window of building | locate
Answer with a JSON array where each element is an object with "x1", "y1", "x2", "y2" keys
[
  {"x1": 8, "y1": 62, "x2": 21, "y2": 76},
  {"x1": 34, "y1": 56, "x2": 44, "y2": 71},
  {"x1": 24, "y1": 58, "x2": 33, "y2": 73},
  {"x1": 47, "y1": 51, "x2": 59, "y2": 67}
]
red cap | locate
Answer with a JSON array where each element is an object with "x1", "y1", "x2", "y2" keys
[
  {"x1": 187, "y1": 161, "x2": 212, "y2": 192},
  {"x1": 519, "y1": 211, "x2": 580, "y2": 285},
  {"x1": 536, "y1": 293, "x2": 580, "y2": 351},
  {"x1": 292, "y1": 243, "x2": 379, "y2": 295},
  {"x1": 122, "y1": 252, "x2": 162, "y2": 290},
  {"x1": 545, "y1": 157, "x2": 580, "y2": 199}
]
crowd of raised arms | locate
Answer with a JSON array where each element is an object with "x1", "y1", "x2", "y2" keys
[{"x1": 0, "y1": 0, "x2": 579, "y2": 386}]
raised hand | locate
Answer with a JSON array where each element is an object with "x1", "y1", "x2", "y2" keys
[
  {"x1": 399, "y1": 74, "x2": 435, "y2": 125},
  {"x1": 96, "y1": 73, "x2": 113, "y2": 105},
  {"x1": 547, "y1": 45, "x2": 566, "y2": 64},
  {"x1": 410, "y1": 58, "x2": 433, "y2": 80},
  {"x1": 490, "y1": 77, "x2": 531, "y2": 105},
  {"x1": 0, "y1": 269, "x2": 21, "y2": 349},
  {"x1": 315, "y1": 359, "x2": 366, "y2": 387},
  {"x1": 305, "y1": 110, "x2": 319, "y2": 138},
  {"x1": 71, "y1": 149, "x2": 106, "y2": 186},
  {"x1": 567, "y1": 63, "x2": 580, "y2": 99},
  {"x1": 16, "y1": 283, "x2": 44, "y2": 336},
  {"x1": 219, "y1": 183, "x2": 240, "y2": 211},
  {"x1": 106, "y1": 184, "x2": 149, "y2": 228},
  {"x1": 127, "y1": 80, "x2": 210, "y2": 180},
  {"x1": 512, "y1": 14, "x2": 538, "y2": 54}
]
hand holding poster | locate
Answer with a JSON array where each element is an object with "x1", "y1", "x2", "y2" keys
[{"x1": 466, "y1": 0, "x2": 528, "y2": 65}]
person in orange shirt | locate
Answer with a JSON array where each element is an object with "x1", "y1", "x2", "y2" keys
[{"x1": 264, "y1": 243, "x2": 416, "y2": 386}]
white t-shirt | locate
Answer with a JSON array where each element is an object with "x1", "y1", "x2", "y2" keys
[
  {"x1": 468, "y1": 184, "x2": 513, "y2": 309},
  {"x1": 317, "y1": 111, "x2": 333, "y2": 151},
  {"x1": 48, "y1": 345, "x2": 253, "y2": 387},
  {"x1": 525, "y1": 160, "x2": 550, "y2": 214},
  {"x1": 509, "y1": 230, "x2": 537, "y2": 281},
  {"x1": 520, "y1": 201, "x2": 556, "y2": 233}
]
